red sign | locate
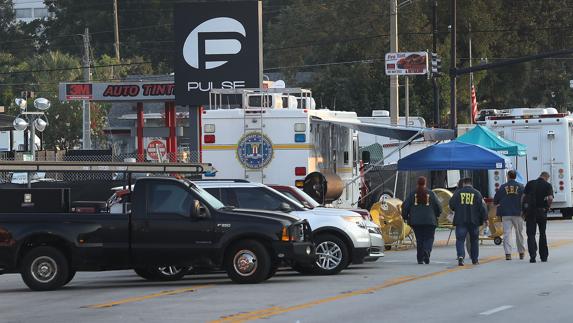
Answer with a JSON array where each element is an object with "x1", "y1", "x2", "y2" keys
[
  {"x1": 65, "y1": 84, "x2": 93, "y2": 100},
  {"x1": 146, "y1": 139, "x2": 167, "y2": 161}
]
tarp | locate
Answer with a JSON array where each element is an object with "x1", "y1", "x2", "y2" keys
[
  {"x1": 313, "y1": 119, "x2": 455, "y2": 141},
  {"x1": 456, "y1": 125, "x2": 526, "y2": 156},
  {"x1": 397, "y1": 141, "x2": 511, "y2": 171}
]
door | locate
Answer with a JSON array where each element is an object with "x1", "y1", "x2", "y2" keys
[
  {"x1": 131, "y1": 181, "x2": 213, "y2": 266},
  {"x1": 514, "y1": 130, "x2": 541, "y2": 181}
]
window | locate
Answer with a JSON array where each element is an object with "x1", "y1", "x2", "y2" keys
[
  {"x1": 15, "y1": 8, "x2": 32, "y2": 18},
  {"x1": 148, "y1": 183, "x2": 194, "y2": 217},
  {"x1": 33, "y1": 8, "x2": 49, "y2": 18},
  {"x1": 278, "y1": 191, "x2": 300, "y2": 203},
  {"x1": 221, "y1": 187, "x2": 285, "y2": 211}
]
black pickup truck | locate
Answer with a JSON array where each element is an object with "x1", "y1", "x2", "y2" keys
[{"x1": 0, "y1": 177, "x2": 315, "y2": 291}]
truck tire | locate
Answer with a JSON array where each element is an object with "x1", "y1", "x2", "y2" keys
[
  {"x1": 311, "y1": 234, "x2": 349, "y2": 275},
  {"x1": 133, "y1": 266, "x2": 186, "y2": 281},
  {"x1": 225, "y1": 240, "x2": 271, "y2": 284},
  {"x1": 64, "y1": 270, "x2": 76, "y2": 286},
  {"x1": 266, "y1": 261, "x2": 280, "y2": 280},
  {"x1": 20, "y1": 246, "x2": 70, "y2": 291}
]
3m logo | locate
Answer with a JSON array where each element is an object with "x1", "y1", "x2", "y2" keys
[
  {"x1": 182, "y1": 17, "x2": 246, "y2": 70},
  {"x1": 66, "y1": 84, "x2": 93, "y2": 100}
]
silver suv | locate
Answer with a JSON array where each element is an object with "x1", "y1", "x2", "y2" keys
[{"x1": 196, "y1": 180, "x2": 384, "y2": 275}]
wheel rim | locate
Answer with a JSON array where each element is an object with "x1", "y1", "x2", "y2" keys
[
  {"x1": 30, "y1": 256, "x2": 58, "y2": 283},
  {"x1": 233, "y1": 249, "x2": 258, "y2": 277},
  {"x1": 157, "y1": 266, "x2": 184, "y2": 276},
  {"x1": 315, "y1": 241, "x2": 342, "y2": 270}
]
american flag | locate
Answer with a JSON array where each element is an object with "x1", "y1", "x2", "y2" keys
[{"x1": 471, "y1": 84, "x2": 478, "y2": 123}]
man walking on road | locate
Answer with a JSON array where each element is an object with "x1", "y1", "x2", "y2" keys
[
  {"x1": 523, "y1": 171, "x2": 554, "y2": 263},
  {"x1": 494, "y1": 170, "x2": 526, "y2": 260},
  {"x1": 449, "y1": 177, "x2": 488, "y2": 266}
]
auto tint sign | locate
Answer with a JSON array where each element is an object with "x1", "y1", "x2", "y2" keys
[
  {"x1": 174, "y1": 1, "x2": 263, "y2": 105},
  {"x1": 385, "y1": 52, "x2": 429, "y2": 75},
  {"x1": 59, "y1": 82, "x2": 175, "y2": 101}
]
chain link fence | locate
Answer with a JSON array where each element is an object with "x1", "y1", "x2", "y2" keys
[{"x1": 0, "y1": 149, "x2": 202, "y2": 184}]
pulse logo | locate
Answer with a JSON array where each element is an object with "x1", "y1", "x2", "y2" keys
[
  {"x1": 174, "y1": 1, "x2": 261, "y2": 106},
  {"x1": 183, "y1": 17, "x2": 246, "y2": 70}
]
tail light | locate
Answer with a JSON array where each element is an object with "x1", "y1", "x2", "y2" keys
[
  {"x1": 295, "y1": 167, "x2": 307, "y2": 176},
  {"x1": 204, "y1": 135, "x2": 216, "y2": 143},
  {"x1": 295, "y1": 180, "x2": 304, "y2": 188}
]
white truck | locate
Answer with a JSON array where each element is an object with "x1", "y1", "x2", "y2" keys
[{"x1": 484, "y1": 108, "x2": 573, "y2": 217}]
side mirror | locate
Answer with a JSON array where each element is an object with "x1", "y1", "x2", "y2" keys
[
  {"x1": 279, "y1": 202, "x2": 292, "y2": 213},
  {"x1": 191, "y1": 200, "x2": 209, "y2": 219},
  {"x1": 361, "y1": 151, "x2": 371, "y2": 165}
]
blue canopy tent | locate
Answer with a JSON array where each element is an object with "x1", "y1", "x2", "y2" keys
[{"x1": 397, "y1": 141, "x2": 511, "y2": 171}]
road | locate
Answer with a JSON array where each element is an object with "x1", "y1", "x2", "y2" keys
[{"x1": 1, "y1": 220, "x2": 573, "y2": 323}]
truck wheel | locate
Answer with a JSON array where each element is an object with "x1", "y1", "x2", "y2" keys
[
  {"x1": 311, "y1": 234, "x2": 349, "y2": 275},
  {"x1": 266, "y1": 261, "x2": 280, "y2": 280},
  {"x1": 494, "y1": 237, "x2": 502, "y2": 245},
  {"x1": 225, "y1": 240, "x2": 271, "y2": 284},
  {"x1": 64, "y1": 270, "x2": 76, "y2": 286},
  {"x1": 20, "y1": 246, "x2": 70, "y2": 291},
  {"x1": 134, "y1": 266, "x2": 186, "y2": 281}
]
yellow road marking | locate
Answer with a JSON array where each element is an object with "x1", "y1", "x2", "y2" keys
[
  {"x1": 84, "y1": 284, "x2": 213, "y2": 309},
  {"x1": 210, "y1": 240, "x2": 573, "y2": 323}
]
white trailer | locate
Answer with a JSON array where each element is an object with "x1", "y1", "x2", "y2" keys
[{"x1": 484, "y1": 108, "x2": 573, "y2": 216}]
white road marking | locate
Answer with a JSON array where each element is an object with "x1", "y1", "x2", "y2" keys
[{"x1": 479, "y1": 305, "x2": 513, "y2": 315}]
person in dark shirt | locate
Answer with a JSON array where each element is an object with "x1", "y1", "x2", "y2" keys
[
  {"x1": 449, "y1": 177, "x2": 488, "y2": 266},
  {"x1": 523, "y1": 171, "x2": 554, "y2": 263},
  {"x1": 402, "y1": 177, "x2": 442, "y2": 264},
  {"x1": 494, "y1": 170, "x2": 526, "y2": 260}
]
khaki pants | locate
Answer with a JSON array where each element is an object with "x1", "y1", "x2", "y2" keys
[{"x1": 502, "y1": 216, "x2": 526, "y2": 255}]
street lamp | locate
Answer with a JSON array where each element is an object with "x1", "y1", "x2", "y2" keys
[{"x1": 12, "y1": 97, "x2": 51, "y2": 161}]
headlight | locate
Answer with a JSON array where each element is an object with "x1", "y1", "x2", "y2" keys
[
  {"x1": 343, "y1": 216, "x2": 368, "y2": 229},
  {"x1": 283, "y1": 223, "x2": 306, "y2": 242}
]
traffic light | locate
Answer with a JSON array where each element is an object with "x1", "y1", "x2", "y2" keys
[{"x1": 431, "y1": 52, "x2": 441, "y2": 76}]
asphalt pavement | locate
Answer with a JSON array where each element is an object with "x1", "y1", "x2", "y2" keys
[{"x1": 2, "y1": 220, "x2": 573, "y2": 323}]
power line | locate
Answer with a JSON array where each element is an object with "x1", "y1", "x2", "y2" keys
[{"x1": 0, "y1": 61, "x2": 154, "y2": 76}]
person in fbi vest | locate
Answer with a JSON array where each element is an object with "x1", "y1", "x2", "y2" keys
[
  {"x1": 449, "y1": 177, "x2": 488, "y2": 266},
  {"x1": 494, "y1": 170, "x2": 526, "y2": 261},
  {"x1": 401, "y1": 176, "x2": 442, "y2": 264}
]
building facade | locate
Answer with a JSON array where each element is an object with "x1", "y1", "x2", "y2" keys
[{"x1": 12, "y1": 0, "x2": 51, "y2": 23}]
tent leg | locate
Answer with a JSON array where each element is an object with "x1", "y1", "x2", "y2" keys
[{"x1": 394, "y1": 171, "x2": 399, "y2": 197}]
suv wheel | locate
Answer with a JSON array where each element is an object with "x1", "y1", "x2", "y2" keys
[
  {"x1": 21, "y1": 246, "x2": 70, "y2": 291},
  {"x1": 311, "y1": 234, "x2": 349, "y2": 275},
  {"x1": 225, "y1": 240, "x2": 271, "y2": 284}
]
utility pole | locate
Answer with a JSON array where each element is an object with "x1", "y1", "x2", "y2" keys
[
  {"x1": 449, "y1": 0, "x2": 457, "y2": 131},
  {"x1": 432, "y1": 0, "x2": 439, "y2": 126},
  {"x1": 389, "y1": 0, "x2": 399, "y2": 125},
  {"x1": 82, "y1": 27, "x2": 92, "y2": 150},
  {"x1": 113, "y1": 0, "x2": 120, "y2": 62},
  {"x1": 468, "y1": 23, "x2": 473, "y2": 124},
  {"x1": 405, "y1": 76, "x2": 409, "y2": 126}
]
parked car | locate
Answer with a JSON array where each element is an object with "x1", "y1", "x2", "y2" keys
[
  {"x1": 196, "y1": 180, "x2": 384, "y2": 275},
  {"x1": 269, "y1": 184, "x2": 384, "y2": 262},
  {"x1": 0, "y1": 177, "x2": 315, "y2": 291}
]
